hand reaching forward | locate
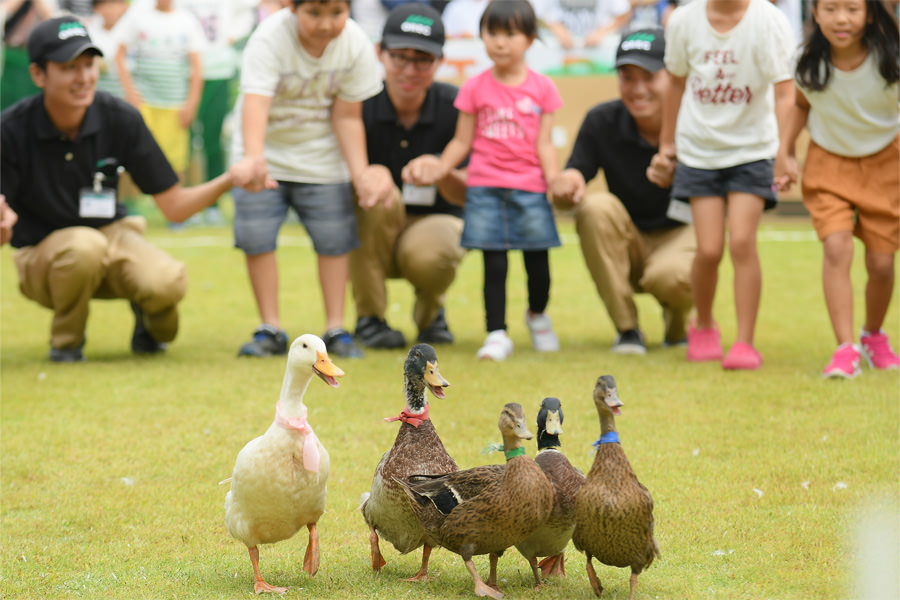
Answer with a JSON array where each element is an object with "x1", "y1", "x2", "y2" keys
[
  {"x1": 229, "y1": 156, "x2": 277, "y2": 193},
  {"x1": 354, "y1": 164, "x2": 395, "y2": 210},
  {"x1": 646, "y1": 145, "x2": 676, "y2": 189}
]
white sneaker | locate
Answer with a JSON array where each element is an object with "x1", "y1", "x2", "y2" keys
[
  {"x1": 477, "y1": 330, "x2": 514, "y2": 361},
  {"x1": 525, "y1": 312, "x2": 560, "y2": 352}
]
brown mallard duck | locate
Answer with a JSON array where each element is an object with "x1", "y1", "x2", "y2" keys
[
  {"x1": 397, "y1": 402, "x2": 554, "y2": 599},
  {"x1": 572, "y1": 375, "x2": 660, "y2": 600},
  {"x1": 514, "y1": 397, "x2": 585, "y2": 585},
  {"x1": 359, "y1": 343, "x2": 456, "y2": 581},
  {"x1": 224, "y1": 334, "x2": 344, "y2": 594}
]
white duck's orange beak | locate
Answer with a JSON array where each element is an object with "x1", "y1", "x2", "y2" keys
[{"x1": 314, "y1": 350, "x2": 344, "y2": 388}]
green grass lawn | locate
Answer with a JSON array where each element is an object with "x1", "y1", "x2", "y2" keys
[{"x1": 1, "y1": 214, "x2": 898, "y2": 599}]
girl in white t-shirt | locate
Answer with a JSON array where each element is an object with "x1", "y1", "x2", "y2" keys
[
  {"x1": 647, "y1": 0, "x2": 794, "y2": 371},
  {"x1": 775, "y1": 0, "x2": 900, "y2": 379}
]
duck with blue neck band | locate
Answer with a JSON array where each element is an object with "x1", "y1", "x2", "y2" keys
[{"x1": 593, "y1": 431, "x2": 620, "y2": 447}]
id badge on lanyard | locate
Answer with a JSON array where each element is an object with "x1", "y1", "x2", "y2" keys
[{"x1": 79, "y1": 160, "x2": 119, "y2": 218}]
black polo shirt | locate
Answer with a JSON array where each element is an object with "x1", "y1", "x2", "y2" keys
[
  {"x1": 1, "y1": 91, "x2": 178, "y2": 248},
  {"x1": 565, "y1": 99, "x2": 679, "y2": 231},
  {"x1": 362, "y1": 81, "x2": 463, "y2": 218}
]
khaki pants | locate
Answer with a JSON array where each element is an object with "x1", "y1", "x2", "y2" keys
[
  {"x1": 13, "y1": 216, "x2": 187, "y2": 350},
  {"x1": 574, "y1": 192, "x2": 695, "y2": 342},
  {"x1": 350, "y1": 188, "x2": 465, "y2": 331}
]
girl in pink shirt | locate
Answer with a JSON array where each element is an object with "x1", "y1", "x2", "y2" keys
[{"x1": 404, "y1": 0, "x2": 563, "y2": 361}]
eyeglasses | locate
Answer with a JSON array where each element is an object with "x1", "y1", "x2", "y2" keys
[{"x1": 385, "y1": 50, "x2": 438, "y2": 72}]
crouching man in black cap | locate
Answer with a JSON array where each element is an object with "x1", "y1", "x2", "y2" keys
[
  {"x1": 549, "y1": 27, "x2": 695, "y2": 355},
  {"x1": 350, "y1": 2, "x2": 468, "y2": 349},
  {"x1": 1, "y1": 17, "x2": 237, "y2": 362}
]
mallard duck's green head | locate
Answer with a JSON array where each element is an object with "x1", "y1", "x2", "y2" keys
[
  {"x1": 537, "y1": 397, "x2": 563, "y2": 450},
  {"x1": 289, "y1": 333, "x2": 344, "y2": 388},
  {"x1": 405, "y1": 344, "x2": 449, "y2": 409},
  {"x1": 593, "y1": 375, "x2": 623, "y2": 416}
]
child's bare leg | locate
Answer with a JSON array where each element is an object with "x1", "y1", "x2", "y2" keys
[
  {"x1": 690, "y1": 196, "x2": 726, "y2": 329},
  {"x1": 822, "y1": 231, "x2": 855, "y2": 345},
  {"x1": 726, "y1": 193, "x2": 764, "y2": 346},
  {"x1": 247, "y1": 251, "x2": 281, "y2": 327},
  {"x1": 318, "y1": 254, "x2": 349, "y2": 331},
  {"x1": 863, "y1": 249, "x2": 896, "y2": 334}
]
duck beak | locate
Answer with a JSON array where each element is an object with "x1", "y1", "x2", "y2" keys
[
  {"x1": 605, "y1": 389, "x2": 623, "y2": 415},
  {"x1": 424, "y1": 360, "x2": 449, "y2": 399},
  {"x1": 515, "y1": 417, "x2": 534, "y2": 440},
  {"x1": 544, "y1": 410, "x2": 563, "y2": 435},
  {"x1": 314, "y1": 350, "x2": 344, "y2": 388}
]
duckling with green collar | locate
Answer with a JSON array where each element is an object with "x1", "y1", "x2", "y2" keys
[
  {"x1": 360, "y1": 343, "x2": 456, "y2": 581},
  {"x1": 397, "y1": 403, "x2": 554, "y2": 599},
  {"x1": 573, "y1": 375, "x2": 660, "y2": 600},
  {"x1": 514, "y1": 397, "x2": 585, "y2": 585}
]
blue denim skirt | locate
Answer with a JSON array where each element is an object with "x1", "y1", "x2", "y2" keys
[{"x1": 460, "y1": 187, "x2": 561, "y2": 251}]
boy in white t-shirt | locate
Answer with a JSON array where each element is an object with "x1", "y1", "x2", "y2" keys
[{"x1": 229, "y1": 0, "x2": 394, "y2": 360}]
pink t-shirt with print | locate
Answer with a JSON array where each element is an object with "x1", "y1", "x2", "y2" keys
[{"x1": 454, "y1": 68, "x2": 563, "y2": 193}]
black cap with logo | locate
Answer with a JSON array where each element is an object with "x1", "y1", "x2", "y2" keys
[
  {"x1": 27, "y1": 16, "x2": 103, "y2": 65},
  {"x1": 615, "y1": 27, "x2": 665, "y2": 73},
  {"x1": 381, "y1": 2, "x2": 445, "y2": 57}
]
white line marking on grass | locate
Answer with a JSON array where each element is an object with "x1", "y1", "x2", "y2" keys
[{"x1": 152, "y1": 231, "x2": 815, "y2": 249}]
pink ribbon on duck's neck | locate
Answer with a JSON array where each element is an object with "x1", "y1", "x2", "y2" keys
[
  {"x1": 275, "y1": 401, "x2": 320, "y2": 473},
  {"x1": 383, "y1": 404, "x2": 429, "y2": 427}
]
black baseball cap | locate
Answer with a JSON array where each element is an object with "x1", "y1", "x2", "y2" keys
[
  {"x1": 615, "y1": 27, "x2": 665, "y2": 73},
  {"x1": 381, "y1": 2, "x2": 445, "y2": 57},
  {"x1": 27, "y1": 16, "x2": 103, "y2": 65}
]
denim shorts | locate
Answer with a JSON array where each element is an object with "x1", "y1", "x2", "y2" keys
[
  {"x1": 233, "y1": 181, "x2": 359, "y2": 256},
  {"x1": 672, "y1": 159, "x2": 778, "y2": 210},
  {"x1": 460, "y1": 187, "x2": 561, "y2": 251}
]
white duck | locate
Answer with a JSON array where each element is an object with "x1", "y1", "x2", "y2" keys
[{"x1": 224, "y1": 334, "x2": 344, "y2": 594}]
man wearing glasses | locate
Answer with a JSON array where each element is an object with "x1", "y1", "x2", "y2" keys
[{"x1": 351, "y1": 2, "x2": 467, "y2": 349}]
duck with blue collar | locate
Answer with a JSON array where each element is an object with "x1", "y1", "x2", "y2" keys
[{"x1": 573, "y1": 375, "x2": 660, "y2": 600}]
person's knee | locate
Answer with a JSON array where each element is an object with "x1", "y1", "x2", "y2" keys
[
  {"x1": 865, "y1": 251, "x2": 895, "y2": 280},
  {"x1": 576, "y1": 192, "x2": 619, "y2": 224},
  {"x1": 56, "y1": 228, "x2": 109, "y2": 276}
]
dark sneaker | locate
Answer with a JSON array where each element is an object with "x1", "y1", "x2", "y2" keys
[
  {"x1": 417, "y1": 308, "x2": 454, "y2": 344},
  {"x1": 611, "y1": 329, "x2": 647, "y2": 355},
  {"x1": 238, "y1": 325, "x2": 288, "y2": 357},
  {"x1": 323, "y1": 327, "x2": 364, "y2": 358},
  {"x1": 49, "y1": 345, "x2": 85, "y2": 362},
  {"x1": 662, "y1": 336, "x2": 688, "y2": 348},
  {"x1": 355, "y1": 316, "x2": 406, "y2": 349},
  {"x1": 131, "y1": 303, "x2": 167, "y2": 354}
]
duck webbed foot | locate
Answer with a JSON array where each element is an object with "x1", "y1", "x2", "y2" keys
[
  {"x1": 402, "y1": 544, "x2": 432, "y2": 582},
  {"x1": 249, "y1": 546, "x2": 288, "y2": 594},
  {"x1": 585, "y1": 555, "x2": 603, "y2": 597},
  {"x1": 538, "y1": 553, "x2": 566, "y2": 577},
  {"x1": 464, "y1": 558, "x2": 504, "y2": 599},
  {"x1": 369, "y1": 526, "x2": 386, "y2": 571}
]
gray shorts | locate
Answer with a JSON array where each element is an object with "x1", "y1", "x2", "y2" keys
[
  {"x1": 233, "y1": 182, "x2": 359, "y2": 256},
  {"x1": 672, "y1": 159, "x2": 777, "y2": 210}
]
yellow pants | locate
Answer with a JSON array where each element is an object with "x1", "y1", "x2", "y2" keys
[
  {"x1": 349, "y1": 188, "x2": 466, "y2": 332},
  {"x1": 13, "y1": 216, "x2": 187, "y2": 350},
  {"x1": 574, "y1": 192, "x2": 696, "y2": 343},
  {"x1": 139, "y1": 105, "x2": 190, "y2": 176}
]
